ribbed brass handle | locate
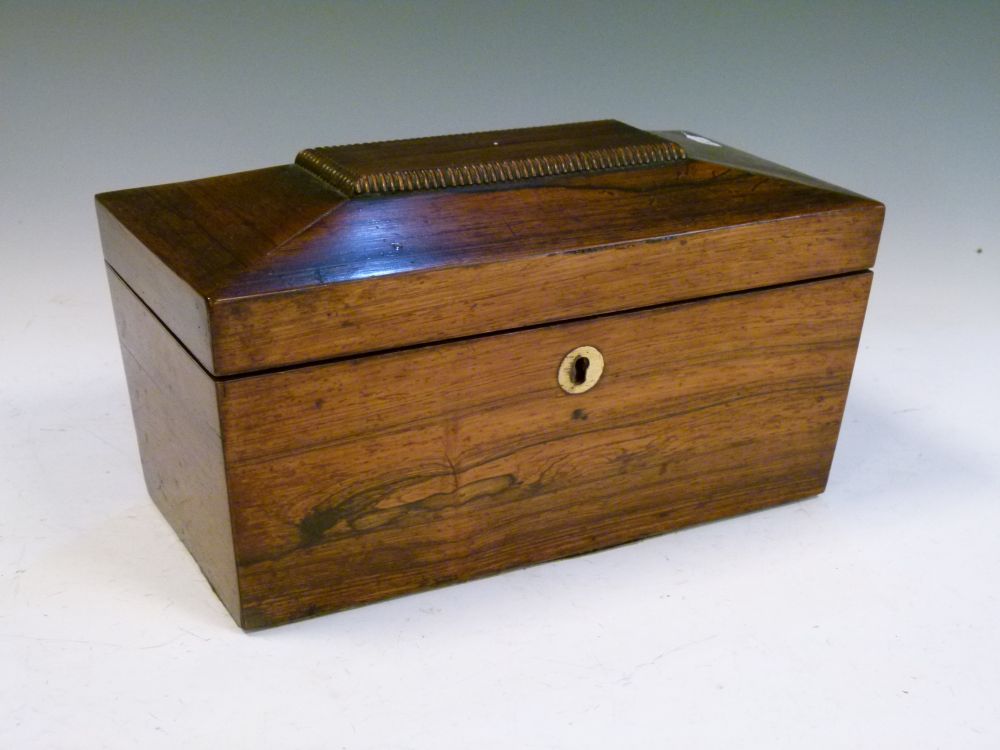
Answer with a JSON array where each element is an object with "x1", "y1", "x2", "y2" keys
[{"x1": 296, "y1": 120, "x2": 685, "y2": 196}]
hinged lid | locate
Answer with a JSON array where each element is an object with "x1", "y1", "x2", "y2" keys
[{"x1": 97, "y1": 120, "x2": 883, "y2": 376}]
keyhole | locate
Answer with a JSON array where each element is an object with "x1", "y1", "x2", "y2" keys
[{"x1": 557, "y1": 345, "x2": 604, "y2": 394}]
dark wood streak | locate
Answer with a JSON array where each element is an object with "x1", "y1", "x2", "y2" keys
[
  {"x1": 220, "y1": 273, "x2": 871, "y2": 625},
  {"x1": 298, "y1": 474, "x2": 521, "y2": 546},
  {"x1": 238, "y1": 371, "x2": 847, "y2": 568}
]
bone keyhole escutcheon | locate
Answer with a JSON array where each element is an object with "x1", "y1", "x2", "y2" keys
[{"x1": 557, "y1": 345, "x2": 605, "y2": 394}]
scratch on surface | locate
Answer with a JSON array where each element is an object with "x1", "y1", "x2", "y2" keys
[
  {"x1": 138, "y1": 635, "x2": 183, "y2": 650},
  {"x1": 662, "y1": 634, "x2": 718, "y2": 655},
  {"x1": 178, "y1": 626, "x2": 211, "y2": 642},
  {"x1": 616, "y1": 635, "x2": 718, "y2": 686},
  {"x1": 80, "y1": 427, "x2": 128, "y2": 456}
]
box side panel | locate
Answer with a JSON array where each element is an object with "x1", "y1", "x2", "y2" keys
[
  {"x1": 107, "y1": 269, "x2": 240, "y2": 622},
  {"x1": 222, "y1": 272, "x2": 872, "y2": 628}
]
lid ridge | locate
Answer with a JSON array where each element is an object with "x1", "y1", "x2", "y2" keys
[{"x1": 296, "y1": 120, "x2": 686, "y2": 196}]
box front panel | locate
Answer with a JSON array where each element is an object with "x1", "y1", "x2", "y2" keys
[{"x1": 222, "y1": 273, "x2": 871, "y2": 627}]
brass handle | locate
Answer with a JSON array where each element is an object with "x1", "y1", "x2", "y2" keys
[{"x1": 296, "y1": 121, "x2": 685, "y2": 196}]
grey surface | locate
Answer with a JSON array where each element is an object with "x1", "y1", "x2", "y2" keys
[{"x1": 2, "y1": 2, "x2": 998, "y2": 748}]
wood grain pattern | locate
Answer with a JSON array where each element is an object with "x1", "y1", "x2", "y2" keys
[
  {"x1": 213, "y1": 205, "x2": 881, "y2": 374},
  {"x1": 96, "y1": 121, "x2": 884, "y2": 375},
  {"x1": 107, "y1": 269, "x2": 240, "y2": 621},
  {"x1": 221, "y1": 272, "x2": 872, "y2": 627}
]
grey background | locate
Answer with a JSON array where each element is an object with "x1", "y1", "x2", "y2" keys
[{"x1": 2, "y1": 2, "x2": 998, "y2": 748}]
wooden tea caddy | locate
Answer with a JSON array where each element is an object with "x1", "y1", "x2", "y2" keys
[{"x1": 97, "y1": 120, "x2": 883, "y2": 628}]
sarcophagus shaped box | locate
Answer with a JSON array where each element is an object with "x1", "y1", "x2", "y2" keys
[{"x1": 97, "y1": 121, "x2": 883, "y2": 628}]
